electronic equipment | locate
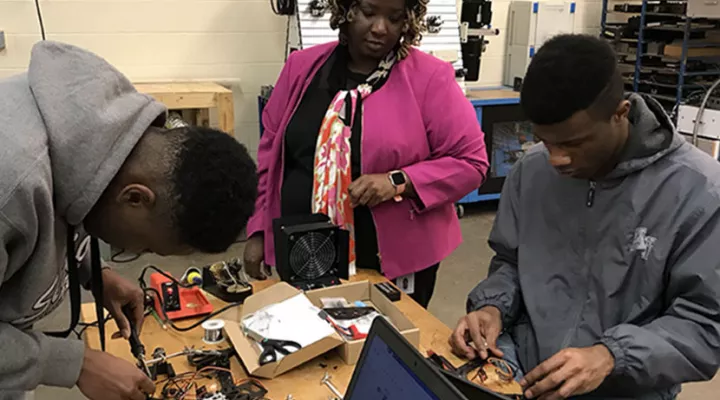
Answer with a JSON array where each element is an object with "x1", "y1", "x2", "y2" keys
[
  {"x1": 150, "y1": 272, "x2": 213, "y2": 320},
  {"x1": 375, "y1": 281, "x2": 401, "y2": 302},
  {"x1": 149, "y1": 347, "x2": 177, "y2": 381},
  {"x1": 344, "y1": 317, "x2": 508, "y2": 400},
  {"x1": 460, "y1": 0, "x2": 497, "y2": 82},
  {"x1": 273, "y1": 214, "x2": 349, "y2": 291},
  {"x1": 503, "y1": 1, "x2": 576, "y2": 88},
  {"x1": 202, "y1": 259, "x2": 253, "y2": 303}
]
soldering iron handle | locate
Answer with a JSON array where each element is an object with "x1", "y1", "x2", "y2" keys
[{"x1": 122, "y1": 305, "x2": 144, "y2": 355}]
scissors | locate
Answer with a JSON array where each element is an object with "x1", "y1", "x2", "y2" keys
[
  {"x1": 256, "y1": 337, "x2": 302, "y2": 366},
  {"x1": 245, "y1": 328, "x2": 302, "y2": 366}
]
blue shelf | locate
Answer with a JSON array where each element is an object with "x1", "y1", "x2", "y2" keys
[{"x1": 602, "y1": 0, "x2": 720, "y2": 115}]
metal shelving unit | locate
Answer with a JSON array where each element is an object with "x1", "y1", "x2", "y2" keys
[{"x1": 601, "y1": 0, "x2": 720, "y2": 117}]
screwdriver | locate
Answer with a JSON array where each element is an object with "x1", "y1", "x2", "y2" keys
[{"x1": 122, "y1": 305, "x2": 152, "y2": 377}]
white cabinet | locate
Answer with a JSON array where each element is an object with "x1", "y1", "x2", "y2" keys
[
  {"x1": 503, "y1": 1, "x2": 576, "y2": 87},
  {"x1": 688, "y1": 0, "x2": 720, "y2": 19}
]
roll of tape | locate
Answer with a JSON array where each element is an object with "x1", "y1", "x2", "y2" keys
[{"x1": 202, "y1": 319, "x2": 226, "y2": 344}]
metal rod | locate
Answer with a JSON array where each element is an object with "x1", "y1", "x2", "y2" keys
[
  {"x1": 600, "y1": 0, "x2": 608, "y2": 32},
  {"x1": 321, "y1": 372, "x2": 344, "y2": 399},
  {"x1": 634, "y1": 0, "x2": 648, "y2": 93},
  {"x1": 678, "y1": 17, "x2": 692, "y2": 111}
]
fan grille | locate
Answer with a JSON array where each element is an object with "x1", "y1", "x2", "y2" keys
[{"x1": 288, "y1": 231, "x2": 336, "y2": 280}]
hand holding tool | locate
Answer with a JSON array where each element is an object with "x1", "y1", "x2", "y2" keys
[{"x1": 122, "y1": 305, "x2": 151, "y2": 377}]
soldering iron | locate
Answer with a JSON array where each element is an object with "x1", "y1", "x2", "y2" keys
[{"x1": 122, "y1": 305, "x2": 152, "y2": 377}]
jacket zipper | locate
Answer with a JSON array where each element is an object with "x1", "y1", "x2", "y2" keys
[
  {"x1": 586, "y1": 180, "x2": 596, "y2": 208},
  {"x1": 564, "y1": 179, "x2": 597, "y2": 347}
]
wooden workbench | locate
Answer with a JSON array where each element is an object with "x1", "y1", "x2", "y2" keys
[
  {"x1": 81, "y1": 271, "x2": 463, "y2": 399},
  {"x1": 466, "y1": 89, "x2": 520, "y2": 102},
  {"x1": 134, "y1": 82, "x2": 235, "y2": 137}
]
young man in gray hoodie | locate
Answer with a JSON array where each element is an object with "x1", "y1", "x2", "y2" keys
[
  {"x1": 0, "y1": 42, "x2": 257, "y2": 400},
  {"x1": 450, "y1": 34, "x2": 720, "y2": 399}
]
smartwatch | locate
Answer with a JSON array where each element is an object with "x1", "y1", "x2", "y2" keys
[{"x1": 388, "y1": 171, "x2": 407, "y2": 202}]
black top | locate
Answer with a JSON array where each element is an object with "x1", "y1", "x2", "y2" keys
[{"x1": 281, "y1": 49, "x2": 381, "y2": 270}]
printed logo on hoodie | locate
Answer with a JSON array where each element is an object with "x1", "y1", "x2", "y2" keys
[
  {"x1": 627, "y1": 227, "x2": 657, "y2": 261},
  {"x1": 10, "y1": 232, "x2": 91, "y2": 327}
]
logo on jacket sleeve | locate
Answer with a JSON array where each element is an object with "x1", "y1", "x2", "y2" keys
[{"x1": 627, "y1": 227, "x2": 657, "y2": 261}]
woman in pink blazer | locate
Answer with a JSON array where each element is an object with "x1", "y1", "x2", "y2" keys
[{"x1": 244, "y1": 0, "x2": 488, "y2": 308}]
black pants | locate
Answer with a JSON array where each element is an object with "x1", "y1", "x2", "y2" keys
[{"x1": 363, "y1": 263, "x2": 440, "y2": 309}]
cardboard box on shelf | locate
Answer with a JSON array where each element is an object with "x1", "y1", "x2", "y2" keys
[
  {"x1": 224, "y1": 282, "x2": 344, "y2": 379},
  {"x1": 305, "y1": 280, "x2": 420, "y2": 365},
  {"x1": 664, "y1": 41, "x2": 720, "y2": 58}
]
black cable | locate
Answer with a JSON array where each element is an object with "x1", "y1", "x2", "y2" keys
[
  {"x1": 111, "y1": 249, "x2": 142, "y2": 263},
  {"x1": 144, "y1": 287, "x2": 242, "y2": 332},
  {"x1": 34, "y1": 0, "x2": 46, "y2": 40}
]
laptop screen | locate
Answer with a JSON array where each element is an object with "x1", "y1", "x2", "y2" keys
[{"x1": 346, "y1": 335, "x2": 441, "y2": 400}]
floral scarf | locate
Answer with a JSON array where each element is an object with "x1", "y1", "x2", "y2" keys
[{"x1": 311, "y1": 48, "x2": 397, "y2": 275}]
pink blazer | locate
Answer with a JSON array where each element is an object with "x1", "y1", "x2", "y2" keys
[{"x1": 248, "y1": 42, "x2": 489, "y2": 279}]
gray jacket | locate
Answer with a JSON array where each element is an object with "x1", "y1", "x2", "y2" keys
[
  {"x1": 468, "y1": 94, "x2": 720, "y2": 398},
  {"x1": 0, "y1": 42, "x2": 165, "y2": 397}
]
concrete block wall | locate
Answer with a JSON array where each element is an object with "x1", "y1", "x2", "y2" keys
[{"x1": 0, "y1": 0, "x2": 603, "y2": 154}]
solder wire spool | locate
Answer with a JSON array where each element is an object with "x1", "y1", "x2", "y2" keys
[{"x1": 202, "y1": 320, "x2": 226, "y2": 344}]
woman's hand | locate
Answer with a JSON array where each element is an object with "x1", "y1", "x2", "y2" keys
[
  {"x1": 349, "y1": 174, "x2": 398, "y2": 208},
  {"x1": 243, "y1": 234, "x2": 266, "y2": 280}
]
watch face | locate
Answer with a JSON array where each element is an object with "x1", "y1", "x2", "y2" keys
[{"x1": 390, "y1": 172, "x2": 406, "y2": 186}]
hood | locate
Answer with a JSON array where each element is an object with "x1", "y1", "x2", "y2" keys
[
  {"x1": 606, "y1": 93, "x2": 685, "y2": 179},
  {"x1": 28, "y1": 41, "x2": 167, "y2": 225}
]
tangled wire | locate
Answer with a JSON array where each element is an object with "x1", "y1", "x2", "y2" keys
[{"x1": 328, "y1": 0, "x2": 429, "y2": 59}]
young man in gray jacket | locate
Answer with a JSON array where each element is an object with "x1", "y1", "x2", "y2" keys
[
  {"x1": 0, "y1": 42, "x2": 257, "y2": 400},
  {"x1": 451, "y1": 34, "x2": 720, "y2": 399}
]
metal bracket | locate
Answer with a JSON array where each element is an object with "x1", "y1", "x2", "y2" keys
[{"x1": 459, "y1": 22, "x2": 500, "y2": 43}]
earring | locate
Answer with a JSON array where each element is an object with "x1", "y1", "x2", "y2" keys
[{"x1": 347, "y1": 10, "x2": 355, "y2": 22}]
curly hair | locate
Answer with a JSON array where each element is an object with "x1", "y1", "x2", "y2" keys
[
  {"x1": 170, "y1": 126, "x2": 258, "y2": 253},
  {"x1": 328, "y1": 0, "x2": 428, "y2": 59}
]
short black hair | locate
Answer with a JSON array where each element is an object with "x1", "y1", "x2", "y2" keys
[
  {"x1": 171, "y1": 126, "x2": 258, "y2": 253},
  {"x1": 520, "y1": 34, "x2": 624, "y2": 125}
]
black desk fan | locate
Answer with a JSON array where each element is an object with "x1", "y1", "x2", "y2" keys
[{"x1": 273, "y1": 214, "x2": 349, "y2": 290}]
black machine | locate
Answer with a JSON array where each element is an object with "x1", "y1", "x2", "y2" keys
[
  {"x1": 460, "y1": 0, "x2": 494, "y2": 82},
  {"x1": 273, "y1": 214, "x2": 349, "y2": 291},
  {"x1": 344, "y1": 317, "x2": 509, "y2": 400}
]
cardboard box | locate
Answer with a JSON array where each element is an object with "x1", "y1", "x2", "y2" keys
[
  {"x1": 664, "y1": 41, "x2": 720, "y2": 58},
  {"x1": 224, "y1": 282, "x2": 344, "y2": 379},
  {"x1": 305, "y1": 280, "x2": 420, "y2": 365}
]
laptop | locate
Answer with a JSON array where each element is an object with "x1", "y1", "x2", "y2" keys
[{"x1": 344, "y1": 317, "x2": 511, "y2": 400}]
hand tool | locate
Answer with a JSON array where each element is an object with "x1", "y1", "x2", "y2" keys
[
  {"x1": 245, "y1": 328, "x2": 302, "y2": 366},
  {"x1": 122, "y1": 305, "x2": 152, "y2": 377}
]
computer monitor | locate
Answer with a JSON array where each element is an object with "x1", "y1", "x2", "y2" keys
[{"x1": 344, "y1": 317, "x2": 510, "y2": 400}]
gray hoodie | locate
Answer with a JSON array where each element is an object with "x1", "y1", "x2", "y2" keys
[
  {"x1": 0, "y1": 41, "x2": 166, "y2": 397},
  {"x1": 468, "y1": 94, "x2": 720, "y2": 398}
]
